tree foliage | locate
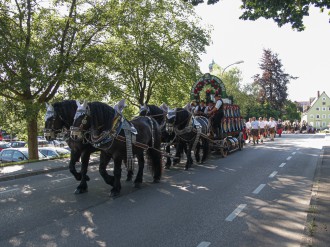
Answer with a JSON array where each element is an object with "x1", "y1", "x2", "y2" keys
[
  {"x1": 184, "y1": 0, "x2": 330, "y2": 31},
  {"x1": 100, "y1": 0, "x2": 211, "y2": 109},
  {"x1": 0, "y1": 0, "x2": 122, "y2": 158},
  {"x1": 253, "y1": 49, "x2": 297, "y2": 115}
]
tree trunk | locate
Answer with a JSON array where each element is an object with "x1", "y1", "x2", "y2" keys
[{"x1": 24, "y1": 101, "x2": 40, "y2": 160}]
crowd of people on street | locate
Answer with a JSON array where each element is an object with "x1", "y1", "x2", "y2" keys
[{"x1": 244, "y1": 117, "x2": 283, "y2": 145}]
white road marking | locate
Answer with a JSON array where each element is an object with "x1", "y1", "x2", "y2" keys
[
  {"x1": 292, "y1": 152, "x2": 296, "y2": 155},
  {"x1": 269, "y1": 171, "x2": 278, "y2": 178},
  {"x1": 225, "y1": 204, "x2": 247, "y2": 222},
  {"x1": 279, "y1": 163, "x2": 286, "y2": 168},
  {"x1": 286, "y1": 156, "x2": 292, "y2": 160},
  {"x1": 197, "y1": 242, "x2": 211, "y2": 247},
  {"x1": 0, "y1": 188, "x2": 19, "y2": 194},
  {"x1": 253, "y1": 184, "x2": 266, "y2": 194}
]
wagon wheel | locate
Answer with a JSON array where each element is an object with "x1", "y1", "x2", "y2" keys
[
  {"x1": 220, "y1": 140, "x2": 229, "y2": 158},
  {"x1": 238, "y1": 132, "x2": 243, "y2": 151}
]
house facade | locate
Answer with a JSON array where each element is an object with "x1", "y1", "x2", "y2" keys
[{"x1": 301, "y1": 91, "x2": 330, "y2": 130}]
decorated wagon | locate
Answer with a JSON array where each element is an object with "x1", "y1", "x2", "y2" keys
[{"x1": 190, "y1": 73, "x2": 244, "y2": 157}]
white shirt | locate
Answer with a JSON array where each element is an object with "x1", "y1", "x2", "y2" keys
[
  {"x1": 259, "y1": 121, "x2": 266, "y2": 128},
  {"x1": 245, "y1": 121, "x2": 251, "y2": 130},
  {"x1": 215, "y1": 99, "x2": 223, "y2": 110},
  {"x1": 269, "y1": 120, "x2": 276, "y2": 128},
  {"x1": 251, "y1": 120, "x2": 259, "y2": 129}
]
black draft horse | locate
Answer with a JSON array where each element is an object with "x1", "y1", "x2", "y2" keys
[
  {"x1": 71, "y1": 101, "x2": 162, "y2": 197},
  {"x1": 44, "y1": 100, "x2": 115, "y2": 194},
  {"x1": 139, "y1": 104, "x2": 178, "y2": 168},
  {"x1": 166, "y1": 107, "x2": 209, "y2": 170}
]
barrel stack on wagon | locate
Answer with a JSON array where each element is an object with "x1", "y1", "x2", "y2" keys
[{"x1": 191, "y1": 73, "x2": 244, "y2": 157}]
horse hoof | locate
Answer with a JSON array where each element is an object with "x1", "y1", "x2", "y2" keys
[
  {"x1": 153, "y1": 179, "x2": 160, "y2": 183},
  {"x1": 134, "y1": 183, "x2": 141, "y2": 189},
  {"x1": 110, "y1": 191, "x2": 120, "y2": 198},
  {"x1": 164, "y1": 165, "x2": 170, "y2": 170},
  {"x1": 74, "y1": 188, "x2": 88, "y2": 194}
]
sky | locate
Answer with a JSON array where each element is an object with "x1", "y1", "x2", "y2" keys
[{"x1": 195, "y1": 0, "x2": 330, "y2": 102}]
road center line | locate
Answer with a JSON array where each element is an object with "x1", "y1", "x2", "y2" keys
[
  {"x1": 279, "y1": 163, "x2": 286, "y2": 168},
  {"x1": 292, "y1": 152, "x2": 296, "y2": 155},
  {"x1": 287, "y1": 156, "x2": 292, "y2": 160},
  {"x1": 269, "y1": 171, "x2": 278, "y2": 178},
  {"x1": 253, "y1": 184, "x2": 266, "y2": 194},
  {"x1": 0, "y1": 188, "x2": 19, "y2": 194},
  {"x1": 197, "y1": 242, "x2": 211, "y2": 247},
  {"x1": 225, "y1": 204, "x2": 247, "y2": 222}
]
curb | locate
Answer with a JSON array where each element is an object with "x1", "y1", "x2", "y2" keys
[
  {"x1": 0, "y1": 159, "x2": 99, "y2": 182},
  {"x1": 300, "y1": 146, "x2": 324, "y2": 246}
]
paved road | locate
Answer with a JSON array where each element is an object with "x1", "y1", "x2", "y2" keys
[{"x1": 0, "y1": 134, "x2": 325, "y2": 247}]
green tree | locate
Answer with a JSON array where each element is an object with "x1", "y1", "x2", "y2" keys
[
  {"x1": 101, "y1": 0, "x2": 211, "y2": 108},
  {"x1": 184, "y1": 0, "x2": 330, "y2": 31},
  {"x1": 0, "y1": 0, "x2": 121, "y2": 159},
  {"x1": 253, "y1": 49, "x2": 297, "y2": 115}
]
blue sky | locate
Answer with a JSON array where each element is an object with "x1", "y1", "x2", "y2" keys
[{"x1": 195, "y1": 0, "x2": 330, "y2": 102}]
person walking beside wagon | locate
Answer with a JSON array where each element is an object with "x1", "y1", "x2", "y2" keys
[
  {"x1": 258, "y1": 117, "x2": 266, "y2": 143},
  {"x1": 268, "y1": 117, "x2": 277, "y2": 141},
  {"x1": 250, "y1": 117, "x2": 260, "y2": 145},
  {"x1": 245, "y1": 118, "x2": 252, "y2": 143}
]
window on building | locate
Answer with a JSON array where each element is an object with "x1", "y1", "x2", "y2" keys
[
  {"x1": 316, "y1": 114, "x2": 320, "y2": 118},
  {"x1": 323, "y1": 97, "x2": 326, "y2": 101},
  {"x1": 328, "y1": 114, "x2": 330, "y2": 118},
  {"x1": 316, "y1": 107, "x2": 320, "y2": 111},
  {"x1": 323, "y1": 114, "x2": 326, "y2": 119},
  {"x1": 316, "y1": 121, "x2": 320, "y2": 127},
  {"x1": 310, "y1": 115, "x2": 314, "y2": 118},
  {"x1": 322, "y1": 122, "x2": 326, "y2": 127},
  {"x1": 323, "y1": 102, "x2": 326, "y2": 105},
  {"x1": 323, "y1": 107, "x2": 326, "y2": 111}
]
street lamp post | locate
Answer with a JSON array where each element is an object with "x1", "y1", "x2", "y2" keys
[{"x1": 221, "y1": 60, "x2": 244, "y2": 76}]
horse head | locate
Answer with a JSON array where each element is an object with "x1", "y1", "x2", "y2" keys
[
  {"x1": 44, "y1": 100, "x2": 78, "y2": 141},
  {"x1": 139, "y1": 103, "x2": 149, "y2": 116},
  {"x1": 166, "y1": 108, "x2": 176, "y2": 134},
  {"x1": 70, "y1": 100, "x2": 91, "y2": 141}
]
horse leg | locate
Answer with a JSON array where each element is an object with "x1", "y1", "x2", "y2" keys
[
  {"x1": 173, "y1": 143, "x2": 181, "y2": 165},
  {"x1": 126, "y1": 169, "x2": 134, "y2": 182},
  {"x1": 134, "y1": 153, "x2": 144, "y2": 189},
  {"x1": 185, "y1": 146, "x2": 193, "y2": 170},
  {"x1": 195, "y1": 142, "x2": 201, "y2": 163},
  {"x1": 165, "y1": 144, "x2": 172, "y2": 169},
  {"x1": 148, "y1": 146, "x2": 162, "y2": 183},
  {"x1": 110, "y1": 158, "x2": 122, "y2": 197},
  {"x1": 201, "y1": 139, "x2": 209, "y2": 163},
  {"x1": 99, "y1": 152, "x2": 114, "y2": 186},
  {"x1": 74, "y1": 151, "x2": 91, "y2": 194},
  {"x1": 69, "y1": 151, "x2": 83, "y2": 181}
]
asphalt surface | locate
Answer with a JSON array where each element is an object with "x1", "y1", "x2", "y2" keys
[{"x1": 0, "y1": 135, "x2": 329, "y2": 246}]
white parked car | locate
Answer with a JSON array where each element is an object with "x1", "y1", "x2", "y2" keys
[{"x1": 38, "y1": 147, "x2": 70, "y2": 158}]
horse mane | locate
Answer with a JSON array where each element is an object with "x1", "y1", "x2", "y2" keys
[
  {"x1": 147, "y1": 105, "x2": 165, "y2": 125},
  {"x1": 53, "y1": 100, "x2": 77, "y2": 126},
  {"x1": 88, "y1": 102, "x2": 116, "y2": 132},
  {"x1": 175, "y1": 107, "x2": 190, "y2": 128}
]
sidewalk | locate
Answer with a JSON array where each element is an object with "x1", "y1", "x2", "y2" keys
[{"x1": 0, "y1": 155, "x2": 99, "y2": 182}]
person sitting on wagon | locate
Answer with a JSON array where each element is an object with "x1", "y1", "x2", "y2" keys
[
  {"x1": 194, "y1": 100, "x2": 207, "y2": 116},
  {"x1": 207, "y1": 94, "x2": 224, "y2": 139}
]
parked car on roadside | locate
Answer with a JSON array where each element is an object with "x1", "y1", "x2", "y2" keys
[
  {"x1": 38, "y1": 147, "x2": 70, "y2": 158},
  {"x1": 9, "y1": 141, "x2": 27, "y2": 148},
  {"x1": 0, "y1": 148, "x2": 47, "y2": 163},
  {"x1": 0, "y1": 142, "x2": 11, "y2": 151}
]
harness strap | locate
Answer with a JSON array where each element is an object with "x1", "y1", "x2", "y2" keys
[{"x1": 123, "y1": 120, "x2": 135, "y2": 172}]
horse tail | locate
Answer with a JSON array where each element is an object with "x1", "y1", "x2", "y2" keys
[{"x1": 146, "y1": 117, "x2": 162, "y2": 182}]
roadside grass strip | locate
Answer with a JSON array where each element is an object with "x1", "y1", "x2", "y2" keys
[{"x1": 225, "y1": 204, "x2": 247, "y2": 222}]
